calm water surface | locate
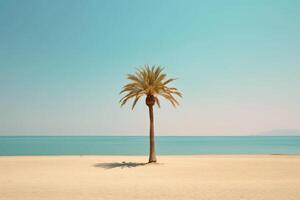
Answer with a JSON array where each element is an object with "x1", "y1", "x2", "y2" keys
[{"x1": 0, "y1": 136, "x2": 300, "y2": 156}]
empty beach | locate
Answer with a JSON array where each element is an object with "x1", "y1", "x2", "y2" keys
[{"x1": 1, "y1": 155, "x2": 300, "y2": 200}]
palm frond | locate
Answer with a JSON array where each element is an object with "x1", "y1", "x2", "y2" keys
[
  {"x1": 120, "y1": 65, "x2": 182, "y2": 109},
  {"x1": 163, "y1": 78, "x2": 177, "y2": 85},
  {"x1": 132, "y1": 96, "x2": 142, "y2": 110},
  {"x1": 154, "y1": 96, "x2": 161, "y2": 108}
]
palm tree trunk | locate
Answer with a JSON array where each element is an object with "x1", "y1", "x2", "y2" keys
[{"x1": 148, "y1": 105, "x2": 157, "y2": 163}]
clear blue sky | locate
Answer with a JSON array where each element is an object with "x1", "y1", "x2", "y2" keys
[{"x1": 0, "y1": 0, "x2": 299, "y2": 135}]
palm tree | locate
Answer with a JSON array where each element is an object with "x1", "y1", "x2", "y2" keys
[{"x1": 120, "y1": 65, "x2": 182, "y2": 163}]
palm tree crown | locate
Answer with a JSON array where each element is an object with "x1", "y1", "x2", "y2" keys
[{"x1": 120, "y1": 65, "x2": 182, "y2": 109}]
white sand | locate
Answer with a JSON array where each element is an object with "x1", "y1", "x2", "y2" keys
[{"x1": 0, "y1": 155, "x2": 300, "y2": 200}]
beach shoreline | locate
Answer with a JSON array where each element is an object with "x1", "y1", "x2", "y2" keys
[{"x1": 1, "y1": 155, "x2": 300, "y2": 200}]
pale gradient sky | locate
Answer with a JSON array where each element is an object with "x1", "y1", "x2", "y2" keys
[{"x1": 0, "y1": 0, "x2": 299, "y2": 136}]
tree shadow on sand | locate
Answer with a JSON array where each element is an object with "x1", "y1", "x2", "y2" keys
[{"x1": 93, "y1": 161, "x2": 147, "y2": 169}]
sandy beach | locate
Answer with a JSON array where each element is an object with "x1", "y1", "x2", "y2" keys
[{"x1": 0, "y1": 155, "x2": 300, "y2": 200}]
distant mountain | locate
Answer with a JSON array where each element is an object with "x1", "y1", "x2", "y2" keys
[{"x1": 254, "y1": 129, "x2": 300, "y2": 136}]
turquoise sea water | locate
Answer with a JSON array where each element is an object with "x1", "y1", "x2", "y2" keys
[{"x1": 0, "y1": 136, "x2": 300, "y2": 156}]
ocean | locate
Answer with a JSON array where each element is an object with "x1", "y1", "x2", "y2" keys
[{"x1": 0, "y1": 136, "x2": 300, "y2": 156}]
